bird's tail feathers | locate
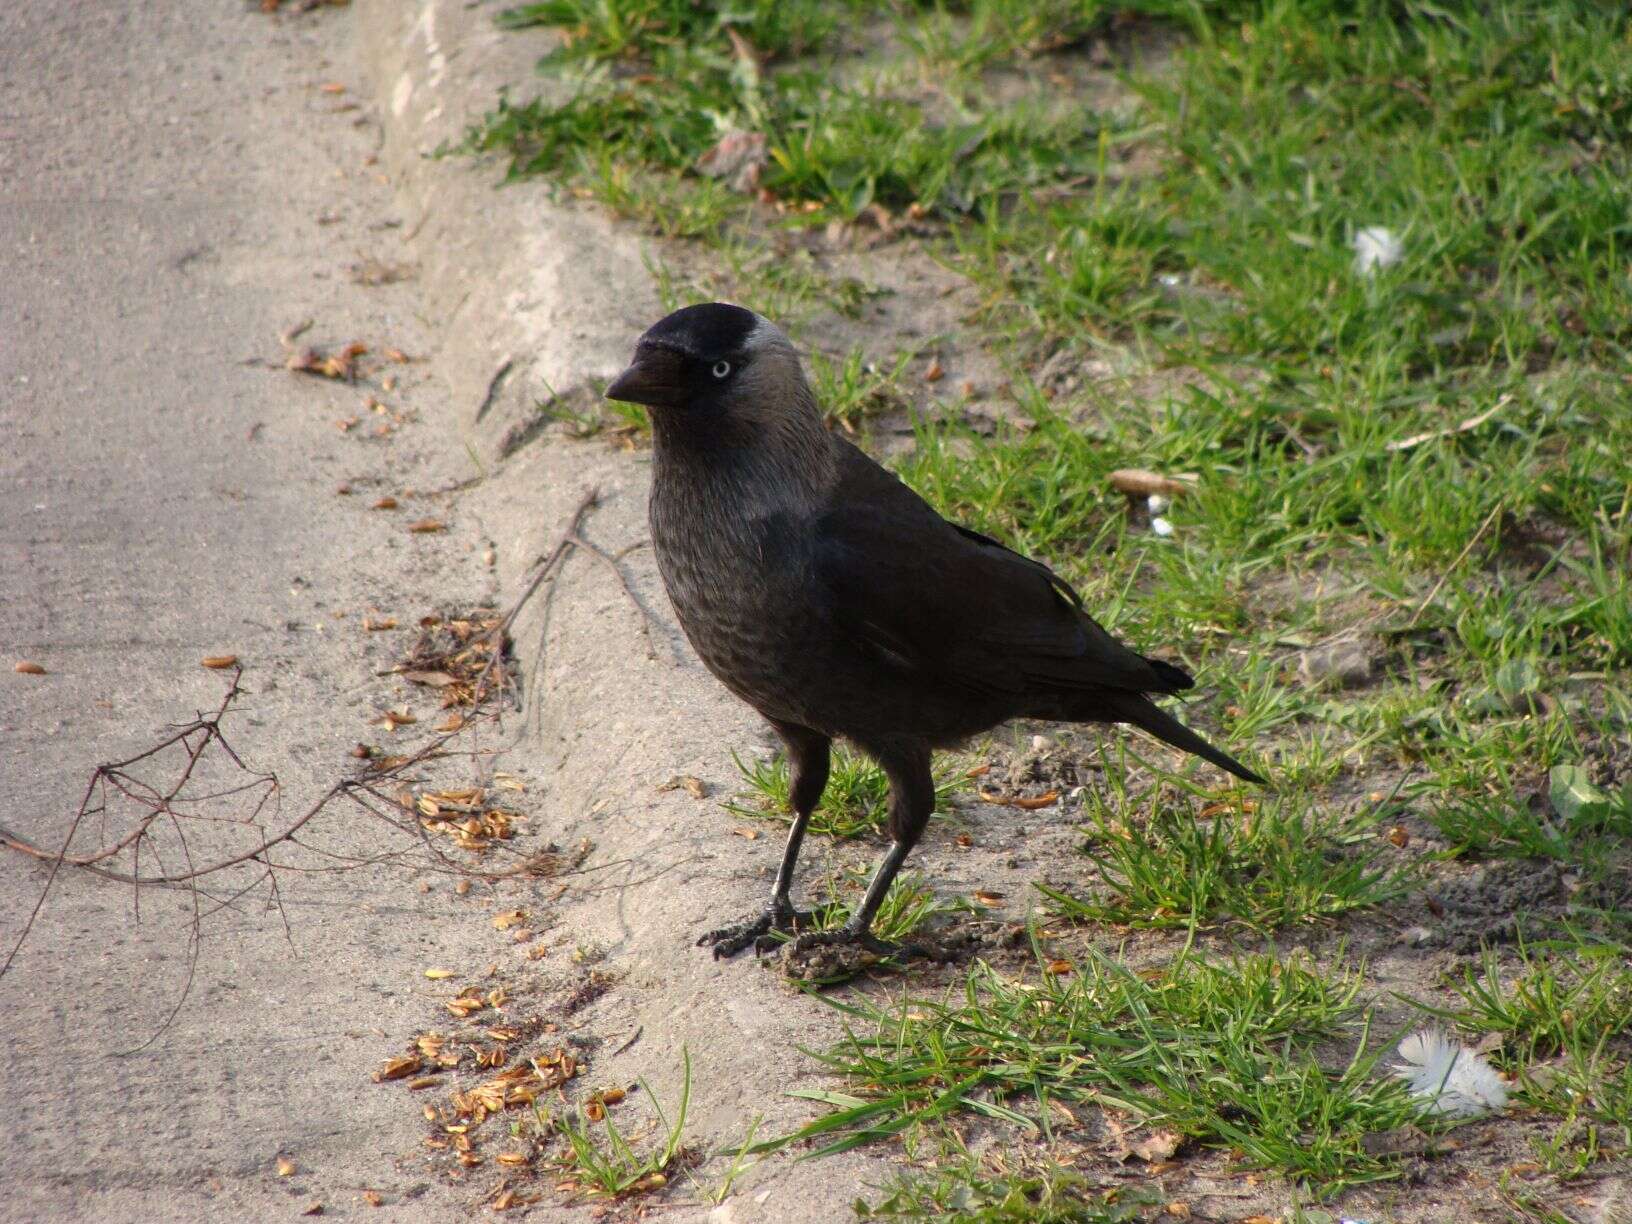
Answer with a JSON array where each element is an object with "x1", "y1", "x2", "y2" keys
[
  {"x1": 1108, "y1": 693, "x2": 1264, "y2": 784},
  {"x1": 1144, "y1": 657, "x2": 1195, "y2": 693}
]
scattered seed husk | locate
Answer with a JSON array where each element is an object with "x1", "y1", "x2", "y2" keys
[{"x1": 373, "y1": 1055, "x2": 424, "y2": 1082}]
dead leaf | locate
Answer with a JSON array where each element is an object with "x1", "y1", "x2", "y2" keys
[
  {"x1": 407, "y1": 518, "x2": 445, "y2": 534},
  {"x1": 363, "y1": 617, "x2": 398, "y2": 631},
  {"x1": 424, "y1": 968, "x2": 457, "y2": 980},
  {"x1": 1132, "y1": 1130, "x2": 1181, "y2": 1163},
  {"x1": 1385, "y1": 398, "x2": 1507, "y2": 452},
  {"x1": 201, "y1": 655, "x2": 239, "y2": 670},
  {"x1": 300, "y1": 1203, "x2": 323, "y2": 1217},
  {"x1": 493, "y1": 910, "x2": 528, "y2": 931},
  {"x1": 13, "y1": 661, "x2": 46, "y2": 675},
  {"x1": 403, "y1": 670, "x2": 458, "y2": 687},
  {"x1": 1013, "y1": 790, "x2": 1059, "y2": 810},
  {"x1": 978, "y1": 788, "x2": 1059, "y2": 809},
  {"x1": 924, "y1": 358, "x2": 945, "y2": 383},
  {"x1": 731, "y1": 827, "x2": 760, "y2": 839},
  {"x1": 276, "y1": 1156, "x2": 297, "y2": 1177},
  {"x1": 361, "y1": 1190, "x2": 382, "y2": 1207},
  {"x1": 371, "y1": 496, "x2": 398, "y2": 510},
  {"x1": 695, "y1": 128, "x2": 768, "y2": 192},
  {"x1": 1166, "y1": 1204, "x2": 1192, "y2": 1221},
  {"x1": 1045, "y1": 959, "x2": 1073, "y2": 975},
  {"x1": 435, "y1": 713, "x2": 465, "y2": 733},
  {"x1": 1387, "y1": 825, "x2": 1410, "y2": 848},
  {"x1": 657, "y1": 774, "x2": 708, "y2": 798},
  {"x1": 973, "y1": 890, "x2": 1006, "y2": 907},
  {"x1": 1108, "y1": 468, "x2": 1197, "y2": 499}
]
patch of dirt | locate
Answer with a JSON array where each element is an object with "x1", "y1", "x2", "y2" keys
[
  {"x1": 990, "y1": 730, "x2": 1107, "y2": 798},
  {"x1": 1426, "y1": 858, "x2": 1568, "y2": 953}
]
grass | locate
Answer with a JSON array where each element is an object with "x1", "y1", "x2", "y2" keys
[
  {"x1": 809, "y1": 867, "x2": 966, "y2": 945},
  {"x1": 1442, "y1": 943, "x2": 1632, "y2": 1058},
  {"x1": 1039, "y1": 787, "x2": 1404, "y2": 930},
  {"x1": 553, "y1": 1049, "x2": 692, "y2": 1197},
  {"x1": 727, "y1": 744, "x2": 967, "y2": 840},
  {"x1": 857, "y1": 1150, "x2": 1155, "y2": 1221},
  {"x1": 472, "y1": 0, "x2": 1632, "y2": 1213},
  {"x1": 772, "y1": 946, "x2": 1421, "y2": 1196}
]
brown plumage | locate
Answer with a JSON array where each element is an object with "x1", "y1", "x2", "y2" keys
[{"x1": 608, "y1": 302, "x2": 1263, "y2": 959}]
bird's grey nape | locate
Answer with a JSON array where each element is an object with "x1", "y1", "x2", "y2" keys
[{"x1": 744, "y1": 313, "x2": 793, "y2": 355}]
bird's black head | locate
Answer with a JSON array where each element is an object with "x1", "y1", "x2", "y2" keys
[{"x1": 605, "y1": 302, "x2": 769, "y2": 413}]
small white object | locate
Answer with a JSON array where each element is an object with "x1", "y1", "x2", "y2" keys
[
  {"x1": 1352, "y1": 226, "x2": 1403, "y2": 275},
  {"x1": 1150, "y1": 516, "x2": 1175, "y2": 538},
  {"x1": 1394, "y1": 1029, "x2": 1509, "y2": 1117},
  {"x1": 1030, "y1": 734, "x2": 1051, "y2": 753},
  {"x1": 1147, "y1": 493, "x2": 1171, "y2": 515}
]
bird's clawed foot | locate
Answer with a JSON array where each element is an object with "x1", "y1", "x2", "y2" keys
[
  {"x1": 779, "y1": 925, "x2": 945, "y2": 976},
  {"x1": 695, "y1": 902, "x2": 816, "y2": 960}
]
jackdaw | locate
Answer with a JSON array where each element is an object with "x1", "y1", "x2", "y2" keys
[{"x1": 607, "y1": 302, "x2": 1263, "y2": 960}]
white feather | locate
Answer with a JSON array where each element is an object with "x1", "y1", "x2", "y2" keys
[
  {"x1": 1393, "y1": 1029, "x2": 1509, "y2": 1117},
  {"x1": 1352, "y1": 225, "x2": 1404, "y2": 275}
]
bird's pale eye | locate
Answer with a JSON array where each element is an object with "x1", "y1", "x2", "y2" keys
[{"x1": 711, "y1": 360, "x2": 732, "y2": 379}]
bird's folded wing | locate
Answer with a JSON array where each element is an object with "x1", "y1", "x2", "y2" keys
[{"x1": 812, "y1": 501, "x2": 1170, "y2": 698}]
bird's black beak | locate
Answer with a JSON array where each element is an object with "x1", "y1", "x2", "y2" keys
[{"x1": 606, "y1": 346, "x2": 682, "y2": 409}]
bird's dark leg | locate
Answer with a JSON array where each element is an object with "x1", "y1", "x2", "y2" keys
[
  {"x1": 786, "y1": 740, "x2": 936, "y2": 961},
  {"x1": 696, "y1": 722, "x2": 830, "y2": 959}
]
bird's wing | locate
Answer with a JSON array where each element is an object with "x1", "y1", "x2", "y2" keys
[{"x1": 813, "y1": 441, "x2": 1183, "y2": 698}]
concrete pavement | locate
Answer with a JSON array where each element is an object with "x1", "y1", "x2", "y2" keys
[{"x1": 1, "y1": 4, "x2": 500, "y2": 1218}]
